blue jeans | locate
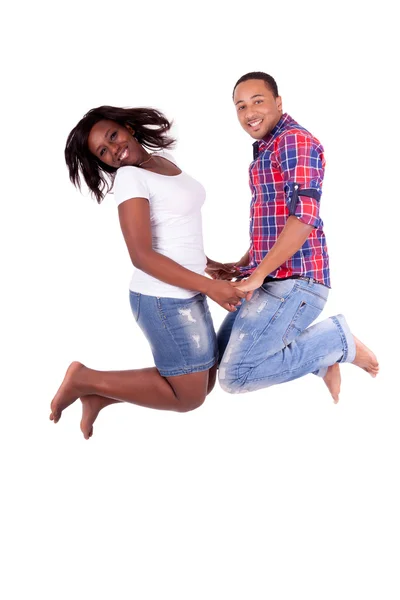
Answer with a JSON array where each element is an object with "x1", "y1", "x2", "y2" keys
[{"x1": 217, "y1": 278, "x2": 356, "y2": 393}]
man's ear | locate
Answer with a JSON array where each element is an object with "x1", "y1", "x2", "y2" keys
[{"x1": 276, "y1": 96, "x2": 283, "y2": 112}]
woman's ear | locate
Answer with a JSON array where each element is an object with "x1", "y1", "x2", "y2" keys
[{"x1": 125, "y1": 124, "x2": 135, "y2": 137}]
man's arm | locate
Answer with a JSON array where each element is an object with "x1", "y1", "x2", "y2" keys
[
  {"x1": 234, "y1": 131, "x2": 324, "y2": 292},
  {"x1": 233, "y1": 218, "x2": 312, "y2": 291}
]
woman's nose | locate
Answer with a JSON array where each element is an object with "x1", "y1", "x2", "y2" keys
[{"x1": 109, "y1": 142, "x2": 119, "y2": 158}]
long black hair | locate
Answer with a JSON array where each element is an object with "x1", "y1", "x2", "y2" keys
[{"x1": 65, "y1": 106, "x2": 175, "y2": 203}]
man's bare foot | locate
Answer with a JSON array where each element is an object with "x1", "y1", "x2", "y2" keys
[
  {"x1": 323, "y1": 363, "x2": 341, "y2": 403},
  {"x1": 50, "y1": 361, "x2": 85, "y2": 423},
  {"x1": 80, "y1": 395, "x2": 119, "y2": 440},
  {"x1": 352, "y1": 336, "x2": 379, "y2": 377}
]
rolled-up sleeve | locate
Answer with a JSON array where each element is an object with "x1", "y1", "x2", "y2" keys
[{"x1": 276, "y1": 132, "x2": 325, "y2": 228}]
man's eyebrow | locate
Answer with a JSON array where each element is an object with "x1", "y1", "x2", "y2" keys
[
  {"x1": 96, "y1": 129, "x2": 110, "y2": 153},
  {"x1": 235, "y1": 94, "x2": 264, "y2": 106}
]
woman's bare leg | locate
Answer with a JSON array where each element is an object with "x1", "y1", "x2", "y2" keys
[
  {"x1": 79, "y1": 363, "x2": 218, "y2": 439},
  {"x1": 50, "y1": 361, "x2": 218, "y2": 437},
  {"x1": 80, "y1": 395, "x2": 120, "y2": 439}
]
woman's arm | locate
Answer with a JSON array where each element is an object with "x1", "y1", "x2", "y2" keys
[
  {"x1": 118, "y1": 198, "x2": 245, "y2": 311},
  {"x1": 205, "y1": 248, "x2": 251, "y2": 280}
]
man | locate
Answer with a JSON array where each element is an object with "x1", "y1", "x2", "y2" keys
[{"x1": 206, "y1": 72, "x2": 378, "y2": 402}]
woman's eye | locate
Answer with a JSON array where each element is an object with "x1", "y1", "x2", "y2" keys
[
  {"x1": 100, "y1": 148, "x2": 106, "y2": 157},
  {"x1": 110, "y1": 131, "x2": 117, "y2": 140}
]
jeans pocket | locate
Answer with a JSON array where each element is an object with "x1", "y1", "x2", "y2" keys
[
  {"x1": 283, "y1": 300, "x2": 323, "y2": 346},
  {"x1": 129, "y1": 292, "x2": 141, "y2": 322},
  {"x1": 261, "y1": 279, "x2": 297, "y2": 300}
]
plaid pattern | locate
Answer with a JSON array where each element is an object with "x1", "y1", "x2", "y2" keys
[{"x1": 239, "y1": 113, "x2": 330, "y2": 287}]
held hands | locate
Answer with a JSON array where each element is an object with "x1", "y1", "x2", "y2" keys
[
  {"x1": 205, "y1": 279, "x2": 247, "y2": 312},
  {"x1": 232, "y1": 272, "x2": 265, "y2": 297}
]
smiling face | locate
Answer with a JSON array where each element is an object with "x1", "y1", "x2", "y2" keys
[
  {"x1": 87, "y1": 119, "x2": 147, "y2": 168},
  {"x1": 234, "y1": 79, "x2": 283, "y2": 140}
]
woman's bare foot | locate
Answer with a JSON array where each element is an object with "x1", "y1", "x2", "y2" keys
[
  {"x1": 352, "y1": 336, "x2": 379, "y2": 377},
  {"x1": 50, "y1": 361, "x2": 85, "y2": 423},
  {"x1": 323, "y1": 363, "x2": 341, "y2": 403},
  {"x1": 80, "y1": 395, "x2": 119, "y2": 440}
]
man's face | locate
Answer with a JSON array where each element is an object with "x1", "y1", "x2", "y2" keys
[{"x1": 233, "y1": 79, "x2": 282, "y2": 140}]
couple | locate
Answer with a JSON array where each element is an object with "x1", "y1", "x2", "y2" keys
[{"x1": 50, "y1": 71, "x2": 378, "y2": 439}]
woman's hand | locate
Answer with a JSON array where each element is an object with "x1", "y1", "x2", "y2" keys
[
  {"x1": 205, "y1": 259, "x2": 239, "y2": 281},
  {"x1": 205, "y1": 280, "x2": 247, "y2": 312}
]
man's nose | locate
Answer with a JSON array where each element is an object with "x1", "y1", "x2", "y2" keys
[{"x1": 245, "y1": 108, "x2": 257, "y2": 121}]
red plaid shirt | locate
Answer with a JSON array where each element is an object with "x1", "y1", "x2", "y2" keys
[{"x1": 239, "y1": 113, "x2": 330, "y2": 287}]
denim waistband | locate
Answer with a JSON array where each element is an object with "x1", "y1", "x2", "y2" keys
[{"x1": 262, "y1": 274, "x2": 326, "y2": 286}]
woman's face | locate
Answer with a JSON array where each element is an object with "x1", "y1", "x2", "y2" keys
[{"x1": 88, "y1": 119, "x2": 145, "y2": 168}]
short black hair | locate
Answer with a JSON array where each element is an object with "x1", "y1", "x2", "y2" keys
[{"x1": 233, "y1": 72, "x2": 279, "y2": 99}]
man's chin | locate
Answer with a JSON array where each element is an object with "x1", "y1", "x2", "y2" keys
[
  {"x1": 249, "y1": 130, "x2": 266, "y2": 140},
  {"x1": 245, "y1": 125, "x2": 268, "y2": 140}
]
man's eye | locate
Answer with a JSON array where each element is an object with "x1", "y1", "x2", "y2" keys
[
  {"x1": 110, "y1": 131, "x2": 117, "y2": 140},
  {"x1": 238, "y1": 105, "x2": 245, "y2": 111},
  {"x1": 255, "y1": 100, "x2": 263, "y2": 105}
]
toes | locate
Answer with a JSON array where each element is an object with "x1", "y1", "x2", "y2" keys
[
  {"x1": 80, "y1": 419, "x2": 93, "y2": 440},
  {"x1": 83, "y1": 427, "x2": 93, "y2": 440},
  {"x1": 50, "y1": 410, "x2": 60, "y2": 423}
]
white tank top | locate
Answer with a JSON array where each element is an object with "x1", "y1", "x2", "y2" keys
[{"x1": 113, "y1": 151, "x2": 207, "y2": 298}]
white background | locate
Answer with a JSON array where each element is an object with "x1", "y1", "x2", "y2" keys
[{"x1": 2, "y1": 1, "x2": 398, "y2": 598}]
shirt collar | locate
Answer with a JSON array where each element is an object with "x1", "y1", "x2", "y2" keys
[{"x1": 252, "y1": 113, "x2": 292, "y2": 159}]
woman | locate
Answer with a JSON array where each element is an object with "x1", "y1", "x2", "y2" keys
[{"x1": 50, "y1": 106, "x2": 245, "y2": 439}]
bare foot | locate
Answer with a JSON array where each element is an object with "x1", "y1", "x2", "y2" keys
[
  {"x1": 80, "y1": 395, "x2": 119, "y2": 440},
  {"x1": 50, "y1": 361, "x2": 85, "y2": 423},
  {"x1": 352, "y1": 336, "x2": 379, "y2": 377},
  {"x1": 323, "y1": 363, "x2": 341, "y2": 403}
]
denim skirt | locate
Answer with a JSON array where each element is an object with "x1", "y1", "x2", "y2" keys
[{"x1": 129, "y1": 291, "x2": 218, "y2": 377}]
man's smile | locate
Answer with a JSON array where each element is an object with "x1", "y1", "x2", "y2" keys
[{"x1": 247, "y1": 118, "x2": 263, "y2": 129}]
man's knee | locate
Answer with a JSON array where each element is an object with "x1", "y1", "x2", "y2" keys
[{"x1": 218, "y1": 367, "x2": 245, "y2": 394}]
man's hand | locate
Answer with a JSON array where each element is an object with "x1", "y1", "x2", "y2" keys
[
  {"x1": 205, "y1": 279, "x2": 247, "y2": 312},
  {"x1": 205, "y1": 259, "x2": 240, "y2": 281}
]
